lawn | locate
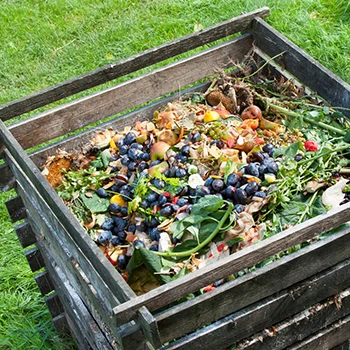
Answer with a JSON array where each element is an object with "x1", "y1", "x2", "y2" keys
[{"x1": 0, "y1": 0, "x2": 349, "y2": 348}]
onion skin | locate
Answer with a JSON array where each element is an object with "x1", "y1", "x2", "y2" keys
[{"x1": 241, "y1": 105, "x2": 262, "y2": 120}]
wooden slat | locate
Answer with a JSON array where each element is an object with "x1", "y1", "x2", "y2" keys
[
  {"x1": 253, "y1": 48, "x2": 314, "y2": 95},
  {"x1": 0, "y1": 162, "x2": 15, "y2": 191},
  {"x1": 15, "y1": 182, "x2": 122, "y2": 345},
  {"x1": 162, "y1": 259, "x2": 350, "y2": 350},
  {"x1": 24, "y1": 246, "x2": 45, "y2": 272},
  {"x1": 236, "y1": 289, "x2": 350, "y2": 350},
  {"x1": 36, "y1": 235, "x2": 116, "y2": 349},
  {"x1": 5, "y1": 195, "x2": 26, "y2": 222},
  {"x1": 251, "y1": 18, "x2": 350, "y2": 117},
  {"x1": 112, "y1": 202, "x2": 350, "y2": 325},
  {"x1": 7, "y1": 34, "x2": 253, "y2": 150},
  {"x1": 52, "y1": 313, "x2": 71, "y2": 336},
  {"x1": 65, "y1": 311, "x2": 94, "y2": 350},
  {"x1": 34, "y1": 270, "x2": 55, "y2": 296},
  {"x1": 287, "y1": 314, "x2": 350, "y2": 350},
  {"x1": 137, "y1": 306, "x2": 162, "y2": 350},
  {"x1": 0, "y1": 121, "x2": 135, "y2": 304},
  {"x1": 155, "y1": 225, "x2": 350, "y2": 343},
  {"x1": 7, "y1": 153, "x2": 163, "y2": 350},
  {"x1": 332, "y1": 340, "x2": 350, "y2": 350},
  {"x1": 14, "y1": 220, "x2": 36, "y2": 248},
  {"x1": 0, "y1": 7, "x2": 269, "y2": 122},
  {"x1": 45, "y1": 292, "x2": 64, "y2": 318}
]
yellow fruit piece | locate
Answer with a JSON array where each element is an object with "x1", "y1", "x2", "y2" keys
[
  {"x1": 203, "y1": 110, "x2": 221, "y2": 123},
  {"x1": 110, "y1": 194, "x2": 126, "y2": 206},
  {"x1": 110, "y1": 138, "x2": 118, "y2": 150}
]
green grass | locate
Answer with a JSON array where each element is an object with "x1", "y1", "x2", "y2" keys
[{"x1": 0, "y1": 0, "x2": 349, "y2": 348}]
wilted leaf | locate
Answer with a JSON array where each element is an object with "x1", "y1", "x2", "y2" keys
[{"x1": 80, "y1": 192, "x2": 110, "y2": 213}]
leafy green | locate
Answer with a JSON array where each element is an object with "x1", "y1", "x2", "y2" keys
[
  {"x1": 273, "y1": 141, "x2": 303, "y2": 159},
  {"x1": 190, "y1": 195, "x2": 225, "y2": 215},
  {"x1": 226, "y1": 237, "x2": 244, "y2": 247},
  {"x1": 127, "y1": 247, "x2": 172, "y2": 284},
  {"x1": 90, "y1": 149, "x2": 111, "y2": 169},
  {"x1": 172, "y1": 240, "x2": 198, "y2": 252},
  {"x1": 80, "y1": 192, "x2": 110, "y2": 213}
]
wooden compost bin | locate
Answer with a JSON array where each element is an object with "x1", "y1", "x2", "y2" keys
[{"x1": 1, "y1": 7, "x2": 350, "y2": 350}]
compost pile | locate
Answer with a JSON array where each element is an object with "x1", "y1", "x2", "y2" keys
[{"x1": 43, "y1": 68, "x2": 350, "y2": 295}]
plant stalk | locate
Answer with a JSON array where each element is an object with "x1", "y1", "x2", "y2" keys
[
  {"x1": 269, "y1": 103, "x2": 346, "y2": 136},
  {"x1": 155, "y1": 203, "x2": 234, "y2": 258}
]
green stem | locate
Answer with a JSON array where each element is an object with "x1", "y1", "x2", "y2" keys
[
  {"x1": 155, "y1": 203, "x2": 234, "y2": 258},
  {"x1": 269, "y1": 103, "x2": 346, "y2": 136},
  {"x1": 244, "y1": 51, "x2": 286, "y2": 79},
  {"x1": 297, "y1": 145, "x2": 350, "y2": 166},
  {"x1": 297, "y1": 190, "x2": 319, "y2": 225}
]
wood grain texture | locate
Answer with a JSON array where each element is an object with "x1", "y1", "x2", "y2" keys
[
  {"x1": 52, "y1": 313, "x2": 71, "y2": 336},
  {"x1": 3, "y1": 130, "x2": 169, "y2": 349},
  {"x1": 37, "y1": 236, "x2": 116, "y2": 350},
  {"x1": 113, "y1": 202, "x2": 350, "y2": 325},
  {"x1": 65, "y1": 311, "x2": 94, "y2": 350},
  {"x1": 251, "y1": 18, "x2": 350, "y2": 117},
  {"x1": 15, "y1": 181, "x2": 121, "y2": 344},
  {"x1": 45, "y1": 292, "x2": 64, "y2": 318},
  {"x1": 156, "y1": 225, "x2": 350, "y2": 343},
  {"x1": 162, "y1": 259, "x2": 350, "y2": 350},
  {"x1": 0, "y1": 8, "x2": 269, "y2": 122},
  {"x1": 287, "y1": 314, "x2": 350, "y2": 350},
  {"x1": 5, "y1": 195, "x2": 26, "y2": 223},
  {"x1": 14, "y1": 220, "x2": 36, "y2": 248},
  {"x1": 7, "y1": 34, "x2": 253, "y2": 150},
  {"x1": 137, "y1": 306, "x2": 162, "y2": 350},
  {"x1": 24, "y1": 246, "x2": 45, "y2": 272},
  {"x1": 332, "y1": 340, "x2": 350, "y2": 350},
  {"x1": 0, "y1": 120, "x2": 135, "y2": 304},
  {"x1": 236, "y1": 289, "x2": 350, "y2": 350},
  {"x1": 34, "y1": 270, "x2": 55, "y2": 296},
  {"x1": 0, "y1": 162, "x2": 15, "y2": 192}
]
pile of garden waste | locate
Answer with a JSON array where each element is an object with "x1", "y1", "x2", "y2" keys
[{"x1": 43, "y1": 67, "x2": 350, "y2": 295}]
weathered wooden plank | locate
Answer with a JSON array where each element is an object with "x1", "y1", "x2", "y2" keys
[
  {"x1": 7, "y1": 34, "x2": 253, "y2": 151},
  {"x1": 253, "y1": 48, "x2": 313, "y2": 95},
  {"x1": 5, "y1": 195, "x2": 26, "y2": 223},
  {"x1": 9, "y1": 163, "x2": 120, "y2": 310},
  {"x1": 162, "y1": 259, "x2": 350, "y2": 350},
  {"x1": 52, "y1": 313, "x2": 71, "y2": 336},
  {"x1": 155, "y1": 225, "x2": 350, "y2": 343},
  {"x1": 0, "y1": 8, "x2": 269, "y2": 122},
  {"x1": 34, "y1": 270, "x2": 55, "y2": 296},
  {"x1": 112, "y1": 202, "x2": 350, "y2": 325},
  {"x1": 0, "y1": 121, "x2": 135, "y2": 304},
  {"x1": 65, "y1": 311, "x2": 94, "y2": 350},
  {"x1": 45, "y1": 292, "x2": 64, "y2": 318},
  {"x1": 15, "y1": 182, "x2": 122, "y2": 346},
  {"x1": 8, "y1": 154, "x2": 160, "y2": 350},
  {"x1": 137, "y1": 306, "x2": 162, "y2": 350},
  {"x1": 24, "y1": 246, "x2": 45, "y2": 272},
  {"x1": 36, "y1": 236, "x2": 116, "y2": 350},
  {"x1": 0, "y1": 162, "x2": 15, "y2": 191},
  {"x1": 14, "y1": 220, "x2": 36, "y2": 248},
  {"x1": 236, "y1": 289, "x2": 350, "y2": 350},
  {"x1": 287, "y1": 314, "x2": 350, "y2": 350},
  {"x1": 332, "y1": 340, "x2": 350, "y2": 350},
  {"x1": 251, "y1": 18, "x2": 350, "y2": 117}
]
